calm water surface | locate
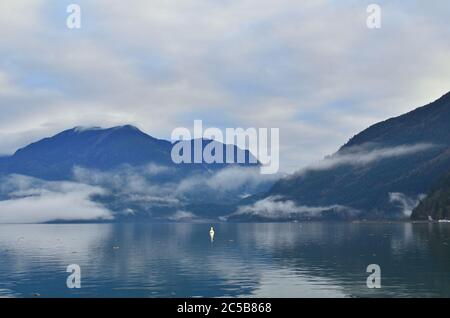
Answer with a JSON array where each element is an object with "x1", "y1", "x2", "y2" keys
[{"x1": 0, "y1": 222, "x2": 449, "y2": 297}]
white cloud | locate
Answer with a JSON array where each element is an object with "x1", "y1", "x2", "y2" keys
[
  {"x1": 175, "y1": 166, "x2": 281, "y2": 195},
  {"x1": 229, "y1": 195, "x2": 359, "y2": 220},
  {"x1": 168, "y1": 210, "x2": 198, "y2": 221},
  {"x1": 0, "y1": 175, "x2": 113, "y2": 223},
  {"x1": 0, "y1": 1, "x2": 450, "y2": 172},
  {"x1": 389, "y1": 192, "x2": 426, "y2": 217},
  {"x1": 291, "y1": 143, "x2": 436, "y2": 177},
  {"x1": 73, "y1": 164, "x2": 279, "y2": 209}
]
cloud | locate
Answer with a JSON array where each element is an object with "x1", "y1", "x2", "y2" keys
[
  {"x1": 389, "y1": 192, "x2": 426, "y2": 217},
  {"x1": 73, "y1": 164, "x2": 279, "y2": 208},
  {"x1": 1, "y1": 1, "x2": 450, "y2": 172},
  {"x1": 72, "y1": 165, "x2": 181, "y2": 208},
  {"x1": 0, "y1": 174, "x2": 113, "y2": 223},
  {"x1": 228, "y1": 195, "x2": 359, "y2": 220},
  {"x1": 145, "y1": 163, "x2": 172, "y2": 176},
  {"x1": 168, "y1": 210, "x2": 198, "y2": 221},
  {"x1": 290, "y1": 143, "x2": 436, "y2": 176},
  {"x1": 206, "y1": 166, "x2": 281, "y2": 191},
  {"x1": 175, "y1": 166, "x2": 281, "y2": 195}
]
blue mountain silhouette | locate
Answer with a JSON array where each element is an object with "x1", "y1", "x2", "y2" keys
[{"x1": 0, "y1": 125, "x2": 258, "y2": 180}]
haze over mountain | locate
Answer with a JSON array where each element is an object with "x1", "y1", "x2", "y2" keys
[
  {"x1": 0, "y1": 125, "x2": 275, "y2": 223},
  {"x1": 232, "y1": 92, "x2": 450, "y2": 221}
]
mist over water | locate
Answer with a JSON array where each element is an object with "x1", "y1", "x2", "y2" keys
[{"x1": 0, "y1": 222, "x2": 449, "y2": 298}]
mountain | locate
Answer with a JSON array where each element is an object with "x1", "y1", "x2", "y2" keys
[
  {"x1": 411, "y1": 171, "x2": 450, "y2": 220},
  {"x1": 341, "y1": 92, "x2": 450, "y2": 148},
  {"x1": 240, "y1": 92, "x2": 450, "y2": 220},
  {"x1": 0, "y1": 125, "x2": 257, "y2": 180},
  {"x1": 0, "y1": 125, "x2": 271, "y2": 222},
  {"x1": 0, "y1": 125, "x2": 169, "y2": 180}
]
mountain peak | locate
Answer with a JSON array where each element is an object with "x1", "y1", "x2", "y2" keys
[
  {"x1": 114, "y1": 124, "x2": 140, "y2": 131},
  {"x1": 71, "y1": 124, "x2": 141, "y2": 133},
  {"x1": 341, "y1": 91, "x2": 450, "y2": 150}
]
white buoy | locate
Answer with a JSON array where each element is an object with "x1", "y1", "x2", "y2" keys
[{"x1": 209, "y1": 226, "x2": 215, "y2": 242}]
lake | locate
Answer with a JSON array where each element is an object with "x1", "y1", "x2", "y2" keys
[{"x1": 0, "y1": 222, "x2": 449, "y2": 298}]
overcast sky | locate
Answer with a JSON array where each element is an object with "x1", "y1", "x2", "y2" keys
[{"x1": 1, "y1": 0, "x2": 450, "y2": 172}]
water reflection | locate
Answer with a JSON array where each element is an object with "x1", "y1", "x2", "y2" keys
[{"x1": 0, "y1": 222, "x2": 449, "y2": 297}]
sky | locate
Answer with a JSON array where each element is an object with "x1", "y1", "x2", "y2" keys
[{"x1": 1, "y1": 0, "x2": 450, "y2": 172}]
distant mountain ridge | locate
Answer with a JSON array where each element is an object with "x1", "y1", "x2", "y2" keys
[
  {"x1": 0, "y1": 125, "x2": 270, "y2": 222},
  {"x1": 0, "y1": 125, "x2": 258, "y2": 180},
  {"x1": 246, "y1": 91, "x2": 450, "y2": 220},
  {"x1": 342, "y1": 91, "x2": 450, "y2": 149}
]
